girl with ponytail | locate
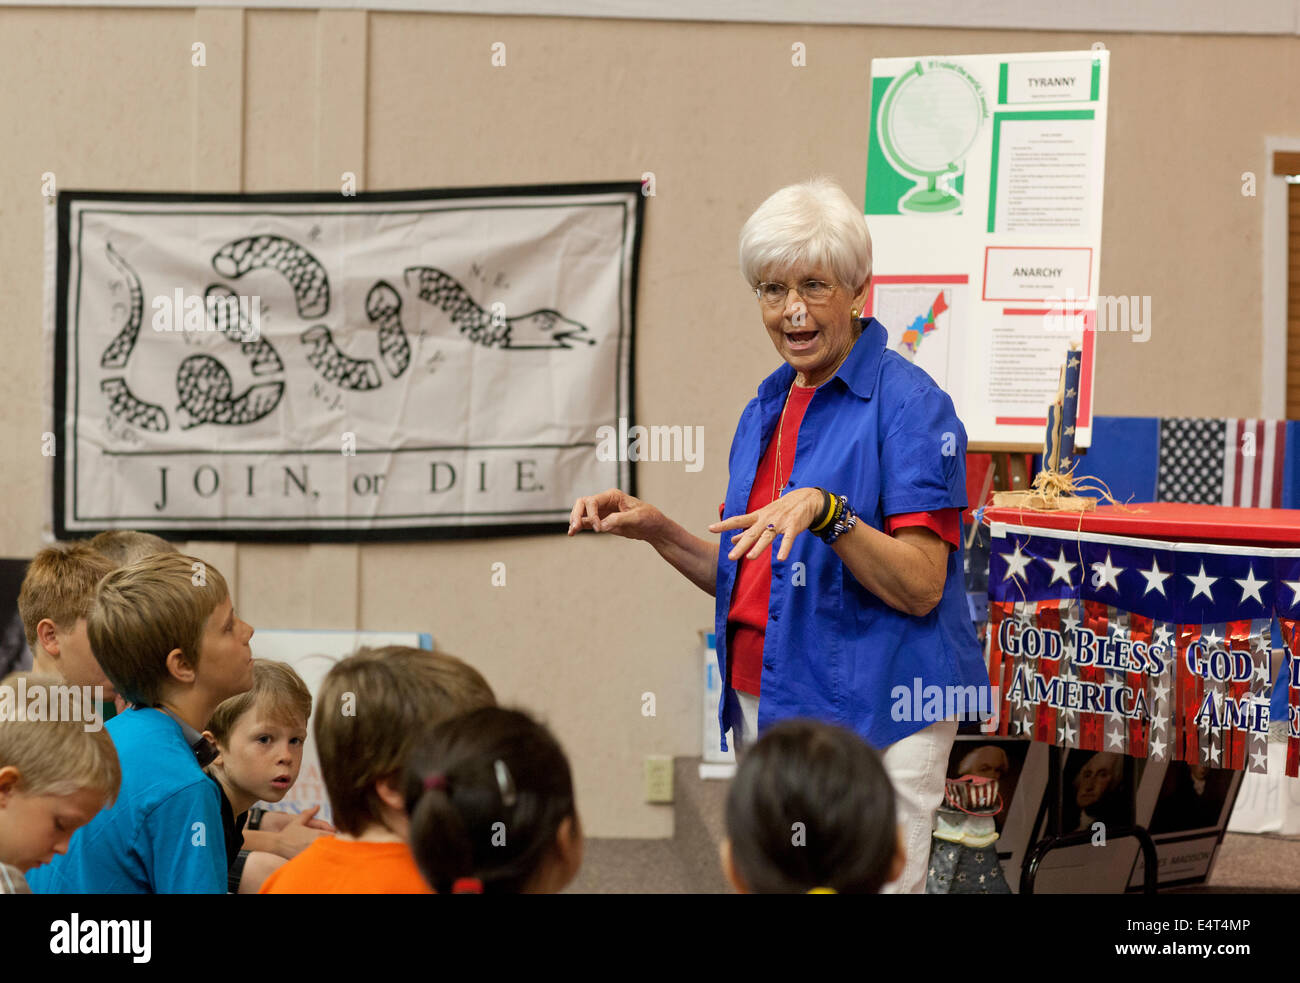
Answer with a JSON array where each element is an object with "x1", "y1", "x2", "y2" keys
[{"x1": 404, "y1": 707, "x2": 582, "y2": 894}]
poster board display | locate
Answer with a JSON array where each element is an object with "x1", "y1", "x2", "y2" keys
[{"x1": 865, "y1": 50, "x2": 1108, "y2": 449}]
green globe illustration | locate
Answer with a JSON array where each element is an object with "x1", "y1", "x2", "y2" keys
[{"x1": 877, "y1": 62, "x2": 984, "y2": 213}]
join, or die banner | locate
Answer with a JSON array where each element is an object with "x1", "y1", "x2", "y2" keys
[
  {"x1": 987, "y1": 522, "x2": 1300, "y2": 775},
  {"x1": 49, "y1": 185, "x2": 642, "y2": 541}
]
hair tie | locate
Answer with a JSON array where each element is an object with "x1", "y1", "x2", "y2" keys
[
  {"x1": 451, "y1": 877, "x2": 483, "y2": 894},
  {"x1": 423, "y1": 772, "x2": 448, "y2": 791}
]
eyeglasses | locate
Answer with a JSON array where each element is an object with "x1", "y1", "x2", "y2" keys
[{"x1": 754, "y1": 279, "x2": 837, "y2": 307}]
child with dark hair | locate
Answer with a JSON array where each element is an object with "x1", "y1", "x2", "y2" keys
[
  {"x1": 403, "y1": 707, "x2": 582, "y2": 894},
  {"x1": 721, "y1": 719, "x2": 904, "y2": 894}
]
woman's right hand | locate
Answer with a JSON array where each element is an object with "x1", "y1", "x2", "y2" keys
[{"x1": 568, "y1": 488, "x2": 664, "y2": 542}]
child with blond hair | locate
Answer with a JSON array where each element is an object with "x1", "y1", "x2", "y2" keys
[
  {"x1": 204, "y1": 658, "x2": 332, "y2": 892},
  {"x1": 0, "y1": 673, "x2": 121, "y2": 893},
  {"x1": 16, "y1": 544, "x2": 114, "y2": 701},
  {"x1": 26, "y1": 553, "x2": 254, "y2": 893},
  {"x1": 88, "y1": 530, "x2": 178, "y2": 567}
]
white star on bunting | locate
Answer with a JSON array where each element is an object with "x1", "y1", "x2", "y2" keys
[
  {"x1": 1149, "y1": 735, "x2": 1166, "y2": 758},
  {"x1": 1042, "y1": 548, "x2": 1077, "y2": 586},
  {"x1": 1186, "y1": 562, "x2": 1218, "y2": 602},
  {"x1": 1250, "y1": 750, "x2": 1269, "y2": 771},
  {"x1": 1091, "y1": 551, "x2": 1124, "y2": 592},
  {"x1": 1001, "y1": 542, "x2": 1032, "y2": 583},
  {"x1": 1285, "y1": 580, "x2": 1300, "y2": 607},
  {"x1": 1138, "y1": 557, "x2": 1171, "y2": 597},
  {"x1": 1235, "y1": 564, "x2": 1267, "y2": 605}
]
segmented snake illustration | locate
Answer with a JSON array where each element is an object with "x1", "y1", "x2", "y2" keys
[
  {"x1": 176, "y1": 355, "x2": 284, "y2": 429},
  {"x1": 213, "y1": 235, "x2": 330, "y2": 319},
  {"x1": 367, "y1": 280, "x2": 411, "y2": 378},
  {"x1": 100, "y1": 243, "x2": 144, "y2": 369},
  {"x1": 98, "y1": 243, "x2": 169, "y2": 430},
  {"x1": 204, "y1": 284, "x2": 284, "y2": 376},
  {"x1": 405, "y1": 266, "x2": 593, "y2": 350},
  {"x1": 95, "y1": 238, "x2": 594, "y2": 432}
]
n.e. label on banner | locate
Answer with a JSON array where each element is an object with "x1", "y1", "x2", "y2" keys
[{"x1": 48, "y1": 184, "x2": 643, "y2": 541}]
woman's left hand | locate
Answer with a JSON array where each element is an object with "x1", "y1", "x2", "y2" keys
[{"x1": 708, "y1": 487, "x2": 825, "y2": 563}]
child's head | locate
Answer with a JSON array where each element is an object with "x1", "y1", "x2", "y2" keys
[
  {"x1": 88, "y1": 552, "x2": 252, "y2": 709},
  {"x1": 722, "y1": 719, "x2": 904, "y2": 894},
  {"x1": 89, "y1": 530, "x2": 178, "y2": 567},
  {"x1": 16, "y1": 544, "x2": 115, "y2": 692},
  {"x1": 0, "y1": 673, "x2": 121, "y2": 872},
  {"x1": 205, "y1": 659, "x2": 312, "y2": 805},
  {"x1": 315, "y1": 647, "x2": 495, "y2": 838},
  {"x1": 404, "y1": 706, "x2": 581, "y2": 894}
]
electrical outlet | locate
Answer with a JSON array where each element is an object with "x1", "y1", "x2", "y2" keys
[{"x1": 644, "y1": 755, "x2": 673, "y2": 803}]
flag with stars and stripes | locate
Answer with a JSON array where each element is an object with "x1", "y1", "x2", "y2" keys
[
  {"x1": 1156, "y1": 418, "x2": 1288, "y2": 507},
  {"x1": 987, "y1": 522, "x2": 1285, "y2": 774}
]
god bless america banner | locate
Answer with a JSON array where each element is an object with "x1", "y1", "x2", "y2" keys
[
  {"x1": 987, "y1": 522, "x2": 1300, "y2": 775},
  {"x1": 48, "y1": 185, "x2": 642, "y2": 541}
]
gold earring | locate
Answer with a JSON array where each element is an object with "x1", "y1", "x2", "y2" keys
[{"x1": 851, "y1": 307, "x2": 860, "y2": 318}]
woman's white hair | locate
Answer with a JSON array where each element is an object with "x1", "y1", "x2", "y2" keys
[{"x1": 738, "y1": 177, "x2": 873, "y2": 291}]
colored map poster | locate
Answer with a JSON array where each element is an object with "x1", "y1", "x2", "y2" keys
[{"x1": 868, "y1": 277, "x2": 967, "y2": 391}]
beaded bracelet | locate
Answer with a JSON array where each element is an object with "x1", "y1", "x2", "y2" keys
[{"x1": 815, "y1": 495, "x2": 859, "y2": 545}]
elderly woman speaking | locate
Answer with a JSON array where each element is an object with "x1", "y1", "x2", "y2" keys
[{"x1": 568, "y1": 178, "x2": 988, "y2": 893}]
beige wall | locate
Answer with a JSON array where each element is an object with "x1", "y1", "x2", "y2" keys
[{"x1": 1, "y1": 8, "x2": 1296, "y2": 835}]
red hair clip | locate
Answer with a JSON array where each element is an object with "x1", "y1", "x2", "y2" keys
[
  {"x1": 423, "y1": 773, "x2": 448, "y2": 791},
  {"x1": 451, "y1": 877, "x2": 483, "y2": 894}
]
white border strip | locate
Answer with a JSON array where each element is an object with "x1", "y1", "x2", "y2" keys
[
  {"x1": 990, "y1": 520, "x2": 1300, "y2": 558},
  {"x1": 2, "y1": 0, "x2": 1298, "y2": 35}
]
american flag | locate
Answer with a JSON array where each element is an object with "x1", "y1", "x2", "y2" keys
[
  {"x1": 1157, "y1": 418, "x2": 1287, "y2": 508},
  {"x1": 987, "y1": 524, "x2": 1280, "y2": 774}
]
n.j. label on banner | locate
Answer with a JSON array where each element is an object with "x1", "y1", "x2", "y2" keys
[{"x1": 49, "y1": 184, "x2": 643, "y2": 540}]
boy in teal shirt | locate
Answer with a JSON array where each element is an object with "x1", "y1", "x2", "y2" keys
[{"x1": 27, "y1": 553, "x2": 254, "y2": 894}]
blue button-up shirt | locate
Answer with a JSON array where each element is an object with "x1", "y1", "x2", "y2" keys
[{"x1": 714, "y1": 317, "x2": 989, "y2": 750}]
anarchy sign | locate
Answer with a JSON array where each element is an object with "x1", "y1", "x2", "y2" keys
[{"x1": 48, "y1": 184, "x2": 642, "y2": 540}]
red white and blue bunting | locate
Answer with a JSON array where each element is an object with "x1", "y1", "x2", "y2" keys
[{"x1": 987, "y1": 522, "x2": 1300, "y2": 775}]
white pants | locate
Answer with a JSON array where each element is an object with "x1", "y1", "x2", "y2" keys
[{"x1": 731, "y1": 690, "x2": 956, "y2": 894}]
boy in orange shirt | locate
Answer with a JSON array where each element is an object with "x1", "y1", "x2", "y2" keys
[{"x1": 260, "y1": 646, "x2": 495, "y2": 894}]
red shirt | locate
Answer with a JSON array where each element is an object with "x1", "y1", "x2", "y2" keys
[{"x1": 724, "y1": 385, "x2": 961, "y2": 697}]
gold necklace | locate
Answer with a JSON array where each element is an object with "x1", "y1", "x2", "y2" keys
[{"x1": 772, "y1": 385, "x2": 794, "y2": 501}]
